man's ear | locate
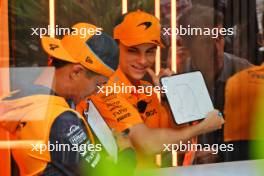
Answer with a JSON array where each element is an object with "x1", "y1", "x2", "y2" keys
[{"x1": 70, "y1": 64, "x2": 85, "y2": 80}]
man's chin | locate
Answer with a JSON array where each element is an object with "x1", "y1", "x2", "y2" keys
[
  {"x1": 131, "y1": 74, "x2": 145, "y2": 82},
  {"x1": 125, "y1": 70, "x2": 145, "y2": 82}
]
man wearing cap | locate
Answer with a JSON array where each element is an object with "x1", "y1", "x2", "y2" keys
[
  {"x1": 0, "y1": 23, "x2": 136, "y2": 175},
  {"x1": 89, "y1": 10, "x2": 225, "y2": 168}
]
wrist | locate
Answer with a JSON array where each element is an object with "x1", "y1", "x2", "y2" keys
[{"x1": 195, "y1": 121, "x2": 204, "y2": 135}]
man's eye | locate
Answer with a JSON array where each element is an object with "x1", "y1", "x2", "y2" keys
[
  {"x1": 147, "y1": 50, "x2": 155, "y2": 54},
  {"x1": 128, "y1": 48, "x2": 137, "y2": 53}
]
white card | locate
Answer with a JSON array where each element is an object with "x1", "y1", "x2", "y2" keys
[
  {"x1": 85, "y1": 100, "x2": 118, "y2": 163},
  {"x1": 160, "y1": 71, "x2": 214, "y2": 124}
]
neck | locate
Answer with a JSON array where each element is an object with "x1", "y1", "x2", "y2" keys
[
  {"x1": 35, "y1": 67, "x2": 67, "y2": 98},
  {"x1": 34, "y1": 67, "x2": 56, "y2": 90}
]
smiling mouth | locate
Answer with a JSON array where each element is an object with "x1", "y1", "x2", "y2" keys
[{"x1": 131, "y1": 65, "x2": 147, "y2": 72}]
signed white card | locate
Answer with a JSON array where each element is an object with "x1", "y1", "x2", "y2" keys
[
  {"x1": 160, "y1": 71, "x2": 214, "y2": 124},
  {"x1": 85, "y1": 100, "x2": 118, "y2": 163}
]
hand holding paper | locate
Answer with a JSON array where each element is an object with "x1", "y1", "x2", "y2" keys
[
  {"x1": 198, "y1": 110, "x2": 225, "y2": 134},
  {"x1": 160, "y1": 71, "x2": 219, "y2": 124}
]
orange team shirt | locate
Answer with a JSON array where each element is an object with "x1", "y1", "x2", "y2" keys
[
  {"x1": 89, "y1": 67, "x2": 171, "y2": 132},
  {"x1": 224, "y1": 64, "x2": 264, "y2": 142}
]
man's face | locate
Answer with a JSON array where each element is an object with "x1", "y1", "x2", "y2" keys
[
  {"x1": 189, "y1": 25, "x2": 225, "y2": 78},
  {"x1": 119, "y1": 42, "x2": 157, "y2": 82},
  {"x1": 190, "y1": 36, "x2": 215, "y2": 70}
]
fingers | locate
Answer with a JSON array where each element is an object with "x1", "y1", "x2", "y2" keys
[
  {"x1": 146, "y1": 68, "x2": 156, "y2": 79},
  {"x1": 201, "y1": 110, "x2": 225, "y2": 132},
  {"x1": 113, "y1": 130, "x2": 133, "y2": 150},
  {"x1": 158, "y1": 68, "x2": 175, "y2": 83},
  {"x1": 146, "y1": 68, "x2": 176, "y2": 87},
  {"x1": 212, "y1": 110, "x2": 225, "y2": 129},
  {"x1": 212, "y1": 110, "x2": 225, "y2": 121},
  {"x1": 146, "y1": 68, "x2": 159, "y2": 86}
]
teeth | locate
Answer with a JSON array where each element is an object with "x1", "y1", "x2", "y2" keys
[{"x1": 133, "y1": 65, "x2": 144, "y2": 70}]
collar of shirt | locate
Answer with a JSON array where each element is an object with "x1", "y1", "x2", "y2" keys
[
  {"x1": 187, "y1": 52, "x2": 233, "y2": 83},
  {"x1": 217, "y1": 53, "x2": 234, "y2": 83}
]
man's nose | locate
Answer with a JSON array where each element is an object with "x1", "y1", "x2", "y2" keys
[{"x1": 137, "y1": 54, "x2": 148, "y2": 65}]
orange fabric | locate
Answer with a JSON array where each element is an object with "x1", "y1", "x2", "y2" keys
[
  {"x1": 0, "y1": 130, "x2": 10, "y2": 176},
  {"x1": 114, "y1": 10, "x2": 164, "y2": 47},
  {"x1": 76, "y1": 98, "x2": 88, "y2": 116},
  {"x1": 41, "y1": 23, "x2": 114, "y2": 77},
  {"x1": 89, "y1": 68, "x2": 172, "y2": 168},
  {"x1": 89, "y1": 93, "x2": 143, "y2": 132},
  {"x1": 224, "y1": 64, "x2": 264, "y2": 142},
  {"x1": 0, "y1": 0, "x2": 11, "y2": 175},
  {"x1": 182, "y1": 137, "x2": 197, "y2": 166},
  {"x1": 89, "y1": 68, "x2": 170, "y2": 132},
  {"x1": 0, "y1": 95, "x2": 94, "y2": 175}
]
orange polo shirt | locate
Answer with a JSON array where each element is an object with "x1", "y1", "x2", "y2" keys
[
  {"x1": 224, "y1": 64, "x2": 264, "y2": 142},
  {"x1": 89, "y1": 67, "x2": 170, "y2": 132}
]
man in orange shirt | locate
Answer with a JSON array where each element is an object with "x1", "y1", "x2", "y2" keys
[
  {"x1": 224, "y1": 63, "x2": 264, "y2": 161},
  {"x1": 88, "y1": 10, "x2": 225, "y2": 168}
]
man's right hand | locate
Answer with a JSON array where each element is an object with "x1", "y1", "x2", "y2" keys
[{"x1": 198, "y1": 110, "x2": 225, "y2": 134}]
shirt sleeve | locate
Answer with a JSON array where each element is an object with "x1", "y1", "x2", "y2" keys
[
  {"x1": 45, "y1": 111, "x2": 137, "y2": 176},
  {"x1": 46, "y1": 111, "x2": 101, "y2": 175}
]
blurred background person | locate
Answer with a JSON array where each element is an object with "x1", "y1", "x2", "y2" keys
[{"x1": 177, "y1": 5, "x2": 253, "y2": 163}]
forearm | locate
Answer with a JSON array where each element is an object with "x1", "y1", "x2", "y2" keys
[{"x1": 129, "y1": 123, "x2": 203, "y2": 155}]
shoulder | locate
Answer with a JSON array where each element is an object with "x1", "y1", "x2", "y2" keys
[
  {"x1": 51, "y1": 111, "x2": 84, "y2": 134},
  {"x1": 231, "y1": 64, "x2": 264, "y2": 79},
  {"x1": 224, "y1": 52, "x2": 253, "y2": 71},
  {"x1": 226, "y1": 65, "x2": 260, "y2": 89}
]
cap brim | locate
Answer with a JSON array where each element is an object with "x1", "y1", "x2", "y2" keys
[
  {"x1": 120, "y1": 38, "x2": 165, "y2": 48},
  {"x1": 41, "y1": 36, "x2": 77, "y2": 63}
]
